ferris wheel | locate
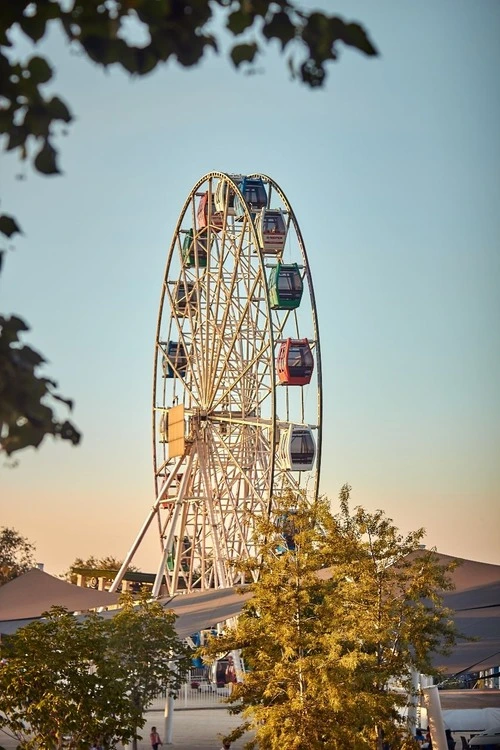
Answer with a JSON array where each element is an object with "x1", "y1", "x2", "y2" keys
[{"x1": 112, "y1": 172, "x2": 322, "y2": 597}]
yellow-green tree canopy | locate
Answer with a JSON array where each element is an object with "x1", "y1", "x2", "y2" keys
[{"x1": 203, "y1": 485, "x2": 459, "y2": 750}]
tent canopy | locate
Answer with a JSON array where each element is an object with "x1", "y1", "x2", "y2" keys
[
  {"x1": 1, "y1": 553, "x2": 499, "y2": 674},
  {"x1": 0, "y1": 568, "x2": 119, "y2": 621}
]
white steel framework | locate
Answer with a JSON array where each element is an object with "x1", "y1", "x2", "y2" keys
[{"x1": 111, "y1": 172, "x2": 322, "y2": 596}]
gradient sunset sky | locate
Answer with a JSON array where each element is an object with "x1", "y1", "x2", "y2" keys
[{"x1": 2, "y1": 0, "x2": 499, "y2": 575}]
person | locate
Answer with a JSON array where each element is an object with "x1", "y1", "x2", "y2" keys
[
  {"x1": 425, "y1": 728, "x2": 433, "y2": 750},
  {"x1": 445, "y1": 729, "x2": 456, "y2": 749},
  {"x1": 415, "y1": 728, "x2": 430, "y2": 748},
  {"x1": 150, "y1": 726, "x2": 163, "y2": 750},
  {"x1": 225, "y1": 655, "x2": 237, "y2": 692}
]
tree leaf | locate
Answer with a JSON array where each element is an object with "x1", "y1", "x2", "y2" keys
[
  {"x1": 27, "y1": 56, "x2": 53, "y2": 84},
  {"x1": 230, "y1": 43, "x2": 258, "y2": 68},
  {"x1": 19, "y1": 13, "x2": 47, "y2": 43},
  {"x1": 227, "y1": 10, "x2": 253, "y2": 36},
  {"x1": 340, "y1": 22, "x2": 378, "y2": 56},
  {"x1": 33, "y1": 141, "x2": 60, "y2": 175},
  {"x1": 46, "y1": 96, "x2": 72, "y2": 123},
  {"x1": 6, "y1": 126, "x2": 28, "y2": 152},
  {"x1": 0, "y1": 214, "x2": 22, "y2": 238},
  {"x1": 262, "y1": 12, "x2": 296, "y2": 49}
]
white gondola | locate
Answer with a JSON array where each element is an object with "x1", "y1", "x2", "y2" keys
[
  {"x1": 215, "y1": 174, "x2": 243, "y2": 215},
  {"x1": 257, "y1": 209, "x2": 287, "y2": 254},
  {"x1": 279, "y1": 425, "x2": 316, "y2": 471}
]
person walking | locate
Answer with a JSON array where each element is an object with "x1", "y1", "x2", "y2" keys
[
  {"x1": 150, "y1": 726, "x2": 163, "y2": 750},
  {"x1": 225, "y1": 655, "x2": 237, "y2": 694}
]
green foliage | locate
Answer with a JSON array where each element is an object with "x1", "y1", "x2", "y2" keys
[
  {"x1": 0, "y1": 1, "x2": 377, "y2": 457},
  {"x1": 0, "y1": 527, "x2": 36, "y2": 585},
  {"x1": 0, "y1": 598, "x2": 191, "y2": 750},
  {"x1": 202, "y1": 486, "x2": 459, "y2": 750},
  {"x1": 0, "y1": 313, "x2": 80, "y2": 456},
  {"x1": 0, "y1": 1, "x2": 377, "y2": 179}
]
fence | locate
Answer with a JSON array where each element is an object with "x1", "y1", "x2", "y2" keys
[{"x1": 148, "y1": 669, "x2": 234, "y2": 711}]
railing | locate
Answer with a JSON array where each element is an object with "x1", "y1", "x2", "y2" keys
[{"x1": 148, "y1": 670, "x2": 234, "y2": 711}]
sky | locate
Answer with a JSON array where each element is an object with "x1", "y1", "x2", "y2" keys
[{"x1": 1, "y1": 1, "x2": 499, "y2": 576}]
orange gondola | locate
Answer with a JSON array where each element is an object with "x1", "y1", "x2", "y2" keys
[
  {"x1": 197, "y1": 192, "x2": 224, "y2": 232},
  {"x1": 277, "y1": 338, "x2": 314, "y2": 386}
]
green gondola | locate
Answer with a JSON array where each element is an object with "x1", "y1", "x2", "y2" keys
[
  {"x1": 182, "y1": 228, "x2": 209, "y2": 268},
  {"x1": 268, "y1": 262, "x2": 303, "y2": 310}
]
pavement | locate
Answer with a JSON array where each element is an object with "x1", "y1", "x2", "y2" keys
[{"x1": 0, "y1": 708, "x2": 250, "y2": 750}]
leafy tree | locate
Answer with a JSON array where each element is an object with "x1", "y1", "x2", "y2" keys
[
  {"x1": 109, "y1": 594, "x2": 192, "y2": 749},
  {"x1": 202, "y1": 486, "x2": 459, "y2": 750},
  {"x1": 0, "y1": 526, "x2": 36, "y2": 585},
  {"x1": 0, "y1": 1, "x2": 377, "y2": 457},
  {"x1": 0, "y1": 598, "x2": 191, "y2": 750},
  {"x1": 0, "y1": 311, "x2": 80, "y2": 457}
]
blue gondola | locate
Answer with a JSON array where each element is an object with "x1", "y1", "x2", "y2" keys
[
  {"x1": 163, "y1": 341, "x2": 187, "y2": 378},
  {"x1": 275, "y1": 511, "x2": 298, "y2": 554},
  {"x1": 234, "y1": 177, "x2": 267, "y2": 217},
  {"x1": 268, "y1": 263, "x2": 303, "y2": 309}
]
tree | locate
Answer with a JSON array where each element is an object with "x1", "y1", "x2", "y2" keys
[
  {"x1": 202, "y1": 486, "x2": 459, "y2": 750},
  {"x1": 0, "y1": 1, "x2": 377, "y2": 456},
  {"x1": 0, "y1": 526, "x2": 36, "y2": 585},
  {"x1": 0, "y1": 598, "x2": 191, "y2": 750},
  {"x1": 109, "y1": 594, "x2": 192, "y2": 749},
  {"x1": 0, "y1": 312, "x2": 81, "y2": 457}
]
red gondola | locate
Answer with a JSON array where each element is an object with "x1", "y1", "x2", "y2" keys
[
  {"x1": 197, "y1": 192, "x2": 224, "y2": 232},
  {"x1": 277, "y1": 338, "x2": 314, "y2": 386}
]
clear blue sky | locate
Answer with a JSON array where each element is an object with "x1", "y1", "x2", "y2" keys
[{"x1": 1, "y1": 1, "x2": 499, "y2": 574}]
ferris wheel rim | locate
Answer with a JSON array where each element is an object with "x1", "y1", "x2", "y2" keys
[
  {"x1": 249, "y1": 173, "x2": 323, "y2": 500},
  {"x1": 152, "y1": 171, "x2": 322, "y2": 593}
]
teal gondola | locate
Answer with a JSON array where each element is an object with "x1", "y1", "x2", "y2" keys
[
  {"x1": 268, "y1": 263, "x2": 303, "y2": 309},
  {"x1": 182, "y1": 228, "x2": 209, "y2": 268}
]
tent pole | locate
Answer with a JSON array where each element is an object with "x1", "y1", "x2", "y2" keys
[{"x1": 422, "y1": 685, "x2": 447, "y2": 750}]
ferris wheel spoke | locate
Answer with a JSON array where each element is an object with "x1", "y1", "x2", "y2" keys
[
  {"x1": 205, "y1": 222, "x2": 252, "y2": 402},
  {"x1": 208, "y1": 277, "x2": 269, "y2": 407},
  {"x1": 208, "y1": 424, "x2": 270, "y2": 513},
  {"x1": 210, "y1": 341, "x2": 272, "y2": 413},
  {"x1": 205, "y1": 216, "x2": 246, "y2": 388}
]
